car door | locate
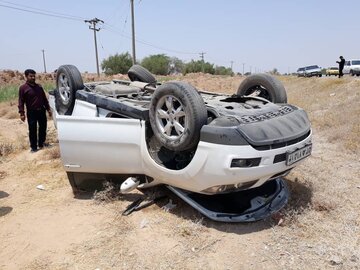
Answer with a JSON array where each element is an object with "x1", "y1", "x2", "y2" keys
[
  {"x1": 343, "y1": 61, "x2": 350, "y2": 74},
  {"x1": 56, "y1": 112, "x2": 144, "y2": 175}
]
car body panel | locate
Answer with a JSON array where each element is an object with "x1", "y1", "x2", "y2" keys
[
  {"x1": 343, "y1": 59, "x2": 360, "y2": 74},
  {"x1": 326, "y1": 67, "x2": 339, "y2": 76},
  {"x1": 304, "y1": 65, "x2": 322, "y2": 77}
]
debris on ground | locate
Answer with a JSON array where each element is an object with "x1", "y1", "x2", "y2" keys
[
  {"x1": 140, "y1": 218, "x2": 149, "y2": 229},
  {"x1": 329, "y1": 256, "x2": 343, "y2": 266},
  {"x1": 162, "y1": 199, "x2": 177, "y2": 212},
  {"x1": 36, "y1": 184, "x2": 45, "y2": 191},
  {"x1": 122, "y1": 195, "x2": 168, "y2": 216}
]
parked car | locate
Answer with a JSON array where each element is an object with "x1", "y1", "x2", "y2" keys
[
  {"x1": 49, "y1": 64, "x2": 312, "y2": 222},
  {"x1": 343, "y1": 59, "x2": 360, "y2": 76},
  {"x1": 325, "y1": 67, "x2": 339, "y2": 76},
  {"x1": 297, "y1": 67, "x2": 305, "y2": 77},
  {"x1": 304, "y1": 65, "x2": 322, "y2": 77}
]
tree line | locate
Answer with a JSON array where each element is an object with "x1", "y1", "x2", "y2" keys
[{"x1": 101, "y1": 52, "x2": 234, "y2": 76}]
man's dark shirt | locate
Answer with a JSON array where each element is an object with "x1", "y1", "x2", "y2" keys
[
  {"x1": 18, "y1": 82, "x2": 50, "y2": 115},
  {"x1": 339, "y1": 58, "x2": 345, "y2": 69}
]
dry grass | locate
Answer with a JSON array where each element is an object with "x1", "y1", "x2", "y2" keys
[
  {"x1": 0, "y1": 170, "x2": 7, "y2": 179},
  {"x1": 0, "y1": 142, "x2": 16, "y2": 157},
  {"x1": 42, "y1": 145, "x2": 61, "y2": 160},
  {"x1": 280, "y1": 77, "x2": 360, "y2": 154},
  {"x1": 93, "y1": 181, "x2": 123, "y2": 203}
]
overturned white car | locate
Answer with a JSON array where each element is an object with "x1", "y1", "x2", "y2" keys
[{"x1": 49, "y1": 65, "x2": 312, "y2": 222}]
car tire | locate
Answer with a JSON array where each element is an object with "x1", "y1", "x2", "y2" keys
[
  {"x1": 55, "y1": 65, "x2": 84, "y2": 115},
  {"x1": 237, "y1": 73, "x2": 287, "y2": 103},
  {"x1": 149, "y1": 81, "x2": 208, "y2": 151},
  {"x1": 128, "y1": 65, "x2": 157, "y2": 84},
  {"x1": 319, "y1": 74, "x2": 322, "y2": 77},
  {"x1": 350, "y1": 70, "x2": 354, "y2": 76}
]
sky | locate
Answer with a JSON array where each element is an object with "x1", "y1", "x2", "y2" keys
[{"x1": 0, "y1": 0, "x2": 359, "y2": 74}]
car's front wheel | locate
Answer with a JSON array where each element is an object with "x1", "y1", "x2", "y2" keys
[
  {"x1": 237, "y1": 73, "x2": 287, "y2": 103},
  {"x1": 149, "y1": 82, "x2": 208, "y2": 151}
]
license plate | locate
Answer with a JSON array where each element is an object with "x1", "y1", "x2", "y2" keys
[{"x1": 286, "y1": 144, "x2": 312, "y2": 166}]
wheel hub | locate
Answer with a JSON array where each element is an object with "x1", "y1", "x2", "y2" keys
[
  {"x1": 58, "y1": 73, "x2": 71, "y2": 104},
  {"x1": 155, "y1": 95, "x2": 187, "y2": 140}
]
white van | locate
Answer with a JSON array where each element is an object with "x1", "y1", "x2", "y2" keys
[{"x1": 343, "y1": 59, "x2": 360, "y2": 76}]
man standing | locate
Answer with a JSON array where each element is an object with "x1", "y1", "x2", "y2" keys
[
  {"x1": 336, "y1": 56, "x2": 345, "y2": 78},
  {"x1": 18, "y1": 69, "x2": 52, "y2": 152}
]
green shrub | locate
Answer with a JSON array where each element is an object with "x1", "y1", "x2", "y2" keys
[
  {"x1": 141, "y1": 54, "x2": 170, "y2": 75},
  {"x1": 101, "y1": 52, "x2": 133, "y2": 75},
  {"x1": 184, "y1": 60, "x2": 215, "y2": 74},
  {"x1": 214, "y1": 66, "x2": 234, "y2": 76}
]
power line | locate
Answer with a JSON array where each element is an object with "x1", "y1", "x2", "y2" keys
[
  {"x1": 121, "y1": 2, "x2": 130, "y2": 35},
  {"x1": 102, "y1": 25, "x2": 198, "y2": 55},
  {"x1": 1, "y1": 0, "x2": 199, "y2": 60},
  {"x1": 0, "y1": 2, "x2": 84, "y2": 21},
  {"x1": 0, "y1": 0, "x2": 86, "y2": 20},
  {"x1": 105, "y1": 0, "x2": 128, "y2": 27}
]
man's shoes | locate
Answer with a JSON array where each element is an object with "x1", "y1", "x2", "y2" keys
[
  {"x1": 30, "y1": 148, "x2": 38, "y2": 153},
  {"x1": 39, "y1": 143, "x2": 51, "y2": 149}
]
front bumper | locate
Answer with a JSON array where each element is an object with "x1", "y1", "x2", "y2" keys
[
  {"x1": 305, "y1": 71, "x2": 322, "y2": 77},
  {"x1": 143, "y1": 130, "x2": 312, "y2": 194},
  {"x1": 168, "y1": 178, "x2": 289, "y2": 222}
]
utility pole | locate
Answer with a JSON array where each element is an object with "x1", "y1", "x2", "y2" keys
[
  {"x1": 242, "y1": 63, "x2": 245, "y2": 75},
  {"x1": 250, "y1": 66, "x2": 252, "y2": 74},
  {"x1": 41, "y1": 49, "x2": 47, "y2": 73},
  {"x1": 85, "y1": 17, "x2": 104, "y2": 77},
  {"x1": 230, "y1": 61, "x2": 234, "y2": 71},
  {"x1": 130, "y1": 0, "x2": 136, "y2": 64},
  {"x1": 199, "y1": 52, "x2": 206, "y2": 73}
]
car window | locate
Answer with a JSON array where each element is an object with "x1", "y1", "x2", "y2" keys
[
  {"x1": 346, "y1": 61, "x2": 350, "y2": 66},
  {"x1": 352, "y1": 60, "x2": 360, "y2": 65},
  {"x1": 306, "y1": 65, "x2": 319, "y2": 70},
  {"x1": 331, "y1": 67, "x2": 338, "y2": 70}
]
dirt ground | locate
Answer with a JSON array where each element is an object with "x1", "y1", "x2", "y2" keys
[{"x1": 0, "y1": 74, "x2": 359, "y2": 270}]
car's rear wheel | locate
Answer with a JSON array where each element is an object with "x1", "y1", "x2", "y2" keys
[
  {"x1": 237, "y1": 73, "x2": 287, "y2": 103},
  {"x1": 350, "y1": 70, "x2": 355, "y2": 76},
  {"x1": 128, "y1": 65, "x2": 157, "y2": 84},
  {"x1": 55, "y1": 65, "x2": 84, "y2": 115},
  {"x1": 149, "y1": 82, "x2": 207, "y2": 151}
]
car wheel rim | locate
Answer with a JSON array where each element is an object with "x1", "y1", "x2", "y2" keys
[
  {"x1": 155, "y1": 95, "x2": 187, "y2": 141},
  {"x1": 58, "y1": 73, "x2": 71, "y2": 104},
  {"x1": 245, "y1": 85, "x2": 271, "y2": 101}
]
